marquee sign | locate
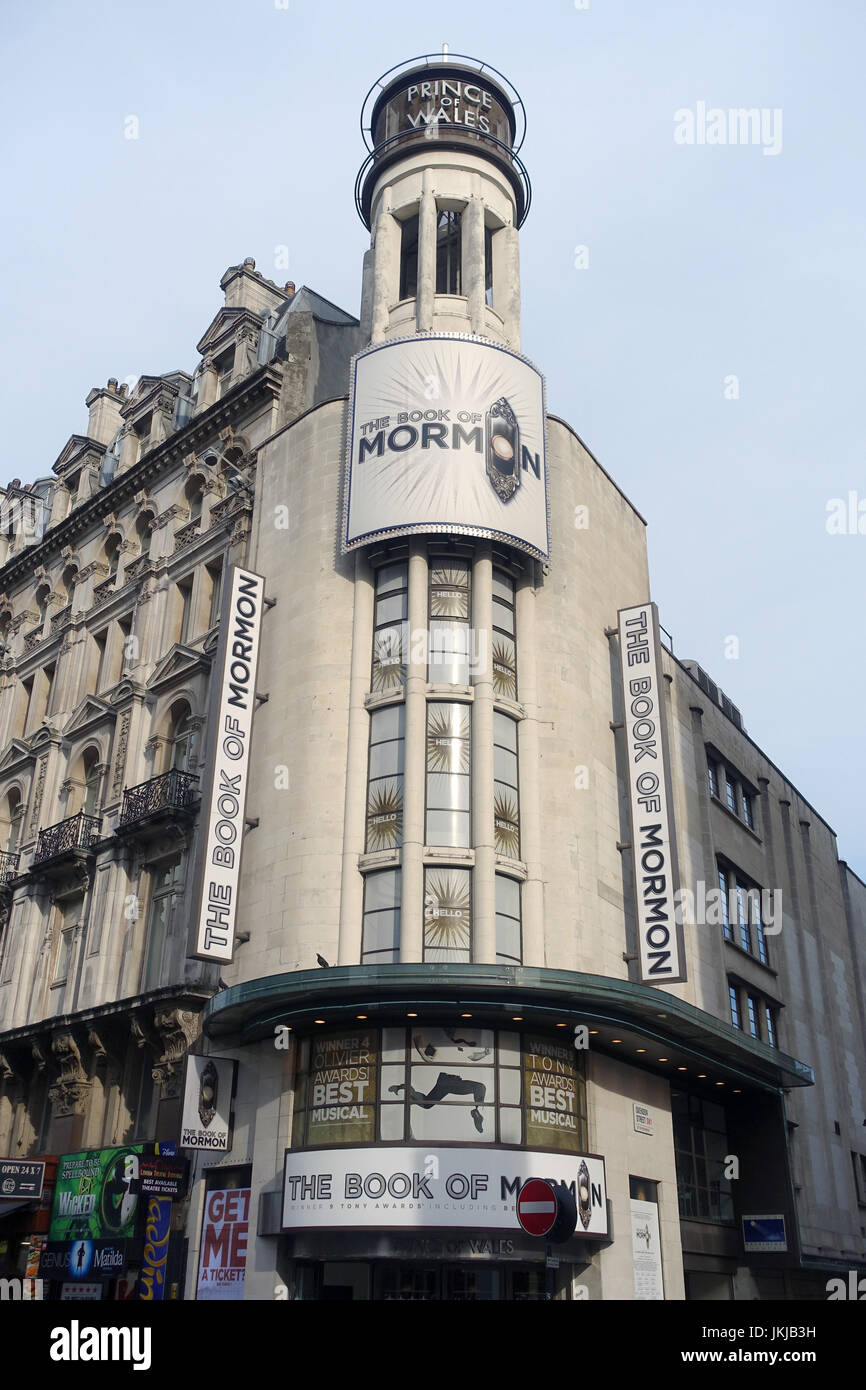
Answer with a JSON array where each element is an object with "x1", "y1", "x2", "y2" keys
[
  {"x1": 617, "y1": 601, "x2": 686, "y2": 984},
  {"x1": 343, "y1": 336, "x2": 549, "y2": 561},
  {"x1": 190, "y1": 566, "x2": 265, "y2": 963},
  {"x1": 282, "y1": 1146, "x2": 608, "y2": 1236}
]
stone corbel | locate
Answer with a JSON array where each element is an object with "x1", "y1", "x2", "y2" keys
[
  {"x1": 48, "y1": 1030, "x2": 91, "y2": 1118},
  {"x1": 145, "y1": 734, "x2": 167, "y2": 762},
  {"x1": 151, "y1": 1007, "x2": 201, "y2": 1096},
  {"x1": 130, "y1": 1015, "x2": 159, "y2": 1056},
  {"x1": 87, "y1": 1029, "x2": 110, "y2": 1069},
  {"x1": 0, "y1": 1051, "x2": 15, "y2": 1082}
]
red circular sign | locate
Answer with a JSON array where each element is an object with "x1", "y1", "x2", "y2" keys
[{"x1": 516, "y1": 1178, "x2": 558, "y2": 1237}]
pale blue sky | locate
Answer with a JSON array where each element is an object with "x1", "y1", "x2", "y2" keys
[{"x1": 1, "y1": 0, "x2": 863, "y2": 871}]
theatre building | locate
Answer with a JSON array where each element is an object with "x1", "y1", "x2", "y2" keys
[{"x1": 1, "y1": 52, "x2": 865, "y2": 1302}]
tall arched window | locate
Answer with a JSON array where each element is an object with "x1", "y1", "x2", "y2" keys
[
  {"x1": 105, "y1": 537, "x2": 121, "y2": 579},
  {"x1": 169, "y1": 703, "x2": 197, "y2": 773},
  {"x1": 82, "y1": 748, "x2": 102, "y2": 817},
  {"x1": 186, "y1": 481, "x2": 204, "y2": 523},
  {"x1": 136, "y1": 514, "x2": 153, "y2": 559},
  {"x1": 35, "y1": 583, "x2": 50, "y2": 626},
  {"x1": 61, "y1": 565, "x2": 78, "y2": 607},
  {"x1": 5, "y1": 789, "x2": 23, "y2": 853}
]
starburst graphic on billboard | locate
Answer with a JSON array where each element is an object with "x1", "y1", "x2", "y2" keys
[
  {"x1": 424, "y1": 871, "x2": 471, "y2": 956},
  {"x1": 426, "y1": 706, "x2": 470, "y2": 772},
  {"x1": 492, "y1": 638, "x2": 517, "y2": 699},
  {"x1": 494, "y1": 790, "x2": 520, "y2": 858},
  {"x1": 366, "y1": 780, "x2": 403, "y2": 851},
  {"x1": 372, "y1": 626, "x2": 405, "y2": 691},
  {"x1": 429, "y1": 565, "x2": 470, "y2": 619}
]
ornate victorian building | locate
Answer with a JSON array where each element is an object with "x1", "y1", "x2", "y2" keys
[{"x1": 1, "y1": 52, "x2": 864, "y2": 1304}]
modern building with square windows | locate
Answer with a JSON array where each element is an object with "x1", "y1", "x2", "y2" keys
[{"x1": 0, "y1": 51, "x2": 864, "y2": 1304}]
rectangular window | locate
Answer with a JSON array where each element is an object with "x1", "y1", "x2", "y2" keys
[
  {"x1": 94, "y1": 631, "x2": 108, "y2": 691},
  {"x1": 43, "y1": 662, "x2": 57, "y2": 719},
  {"x1": 742, "y1": 792, "x2": 754, "y2": 828},
  {"x1": 53, "y1": 930, "x2": 73, "y2": 985},
  {"x1": 52, "y1": 897, "x2": 81, "y2": 985},
  {"x1": 707, "y1": 763, "x2": 718, "y2": 798},
  {"x1": 736, "y1": 885, "x2": 751, "y2": 953},
  {"x1": 725, "y1": 777, "x2": 737, "y2": 814},
  {"x1": 485, "y1": 225, "x2": 494, "y2": 308},
  {"x1": 492, "y1": 568, "x2": 517, "y2": 700},
  {"x1": 371, "y1": 562, "x2": 408, "y2": 692},
  {"x1": 428, "y1": 559, "x2": 471, "y2": 685},
  {"x1": 142, "y1": 858, "x2": 183, "y2": 993},
  {"x1": 719, "y1": 869, "x2": 732, "y2": 941},
  {"x1": 426, "y1": 702, "x2": 470, "y2": 847},
  {"x1": 436, "y1": 208, "x2": 462, "y2": 295},
  {"x1": 851, "y1": 1152, "x2": 866, "y2": 1206},
  {"x1": 399, "y1": 213, "x2": 419, "y2": 300},
  {"x1": 746, "y1": 994, "x2": 760, "y2": 1038},
  {"x1": 495, "y1": 875, "x2": 521, "y2": 964},
  {"x1": 493, "y1": 712, "x2": 520, "y2": 858},
  {"x1": 672, "y1": 1092, "x2": 735, "y2": 1225},
  {"x1": 765, "y1": 1004, "x2": 777, "y2": 1049},
  {"x1": 178, "y1": 579, "x2": 194, "y2": 644},
  {"x1": 217, "y1": 352, "x2": 235, "y2": 399},
  {"x1": 728, "y1": 983, "x2": 740, "y2": 1029},
  {"x1": 207, "y1": 562, "x2": 223, "y2": 628},
  {"x1": 753, "y1": 891, "x2": 768, "y2": 965},
  {"x1": 362, "y1": 868, "x2": 401, "y2": 964},
  {"x1": 118, "y1": 615, "x2": 133, "y2": 678},
  {"x1": 366, "y1": 704, "x2": 405, "y2": 851},
  {"x1": 424, "y1": 866, "x2": 471, "y2": 962}
]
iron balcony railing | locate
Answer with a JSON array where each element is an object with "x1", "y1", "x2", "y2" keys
[
  {"x1": 0, "y1": 850, "x2": 20, "y2": 886},
  {"x1": 119, "y1": 768, "x2": 199, "y2": 828},
  {"x1": 33, "y1": 812, "x2": 101, "y2": 866}
]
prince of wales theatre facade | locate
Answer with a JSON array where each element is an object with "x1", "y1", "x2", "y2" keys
[{"x1": 2, "y1": 53, "x2": 865, "y2": 1303}]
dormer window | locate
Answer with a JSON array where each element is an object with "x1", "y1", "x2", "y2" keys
[{"x1": 217, "y1": 352, "x2": 235, "y2": 399}]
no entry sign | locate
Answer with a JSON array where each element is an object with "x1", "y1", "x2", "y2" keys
[{"x1": 516, "y1": 1179, "x2": 558, "y2": 1237}]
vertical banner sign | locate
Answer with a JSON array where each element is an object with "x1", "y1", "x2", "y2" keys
[
  {"x1": 630, "y1": 1198, "x2": 664, "y2": 1299},
  {"x1": 196, "y1": 1188, "x2": 250, "y2": 1300},
  {"x1": 191, "y1": 567, "x2": 265, "y2": 963},
  {"x1": 137, "y1": 1198, "x2": 171, "y2": 1301},
  {"x1": 617, "y1": 602, "x2": 686, "y2": 983}
]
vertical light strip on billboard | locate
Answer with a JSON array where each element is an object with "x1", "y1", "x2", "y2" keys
[
  {"x1": 617, "y1": 601, "x2": 686, "y2": 984},
  {"x1": 191, "y1": 566, "x2": 265, "y2": 963}
]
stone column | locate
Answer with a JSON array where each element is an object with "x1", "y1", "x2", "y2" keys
[
  {"x1": 400, "y1": 543, "x2": 428, "y2": 962},
  {"x1": 516, "y1": 569, "x2": 544, "y2": 965},
  {"x1": 493, "y1": 223, "x2": 521, "y2": 349},
  {"x1": 371, "y1": 188, "x2": 400, "y2": 345},
  {"x1": 338, "y1": 553, "x2": 375, "y2": 965},
  {"x1": 416, "y1": 171, "x2": 437, "y2": 333},
  {"x1": 471, "y1": 546, "x2": 496, "y2": 962},
  {"x1": 465, "y1": 193, "x2": 487, "y2": 335}
]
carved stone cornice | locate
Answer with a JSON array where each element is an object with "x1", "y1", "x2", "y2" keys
[
  {"x1": 78, "y1": 560, "x2": 110, "y2": 583},
  {"x1": 153, "y1": 504, "x2": 189, "y2": 530},
  {"x1": 10, "y1": 610, "x2": 38, "y2": 635}
]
